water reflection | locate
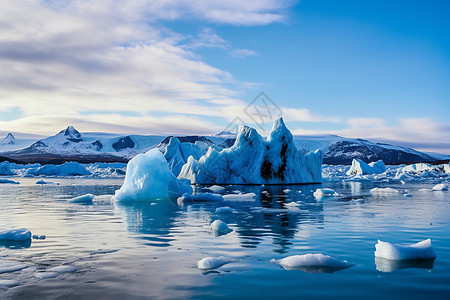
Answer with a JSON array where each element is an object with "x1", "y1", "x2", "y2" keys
[
  {"x1": 276, "y1": 264, "x2": 351, "y2": 273},
  {"x1": 114, "y1": 184, "x2": 326, "y2": 254},
  {"x1": 375, "y1": 257, "x2": 435, "y2": 272}
]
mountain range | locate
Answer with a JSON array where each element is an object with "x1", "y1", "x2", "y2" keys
[{"x1": 0, "y1": 126, "x2": 448, "y2": 165}]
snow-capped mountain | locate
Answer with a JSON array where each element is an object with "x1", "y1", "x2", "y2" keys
[{"x1": 0, "y1": 126, "x2": 447, "y2": 165}]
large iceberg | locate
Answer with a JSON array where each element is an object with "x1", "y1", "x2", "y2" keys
[
  {"x1": 162, "y1": 137, "x2": 205, "y2": 176},
  {"x1": 27, "y1": 161, "x2": 91, "y2": 176},
  {"x1": 346, "y1": 159, "x2": 386, "y2": 175},
  {"x1": 178, "y1": 118, "x2": 322, "y2": 184},
  {"x1": 113, "y1": 148, "x2": 192, "y2": 202}
]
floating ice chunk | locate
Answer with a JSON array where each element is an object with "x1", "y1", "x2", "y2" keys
[
  {"x1": 36, "y1": 179, "x2": 53, "y2": 184},
  {"x1": 197, "y1": 256, "x2": 232, "y2": 270},
  {"x1": 374, "y1": 239, "x2": 436, "y2": 260},
  {"x1": 346, "y1": 159, "x2": 386, "y2": 175},
  {"x1": 93, "y1": 194, "x2": 114, "y2": 204},
  {"x1": 68, "y1": 193, "x2": 94, "y2": 204},
  {"x1": 209, "y1": 220, "x2": 231, "y2": 234},
  {"x1": 444, "y1": 164, "x2": 450, "y2": 174},
  {"x1": 215, "y1": 206, "x2": 234, "y2": 213},
  {"x1": 432, "y1": 183, "x2": 448, "y2": 191},
  {"x1": 34, "y1": 271, "x2": 59, "y2": 279},
  {"x1": 313, "y1": 188, "x2": 338, "y2": 199},
  {"x1": 0, "y1": 228, "x2": 31, "y2": 241},
  {"x1": 178, "y1": 118, "x2": 323, "y2": 185},
  {"x1": 177, "y1": 193, "x2": 223, "y2": 205},
  {"x1": 32, "y1": 235, "x2": 46, "y2": 240},
  {"x1": 0, "y1": 279, "x2": 20, "y2": 287},
  {"x1": 283, "y1": 189, "x2": 292, "y2": 193},
  {"x1": 0, "y1": 261, "x2": 28, "y2": 274},
  {"x1": 113, "y1": 148, "x2": 193, "y2": 202},
  {"x1": 222, "y1": 193, "x2": 256, "y2": 201},
  {"x1": 271, "y1": 253, "x2": 351, "y2": 271},
  {"x1": 284, "y1": 201, "x2": 300, "y2": 207},
  {"x1": 370, "y1": 187, "x2": 399, "y2": 195},
  {"x1": 47, "y1": 265, "x2": 77, "y2": 273},
  {"x1": 0, "y1": 179, "x2": 19, "y2": 184},
  {"x1": 208, "y1": 185, "x2": 226, "y2": 192}
]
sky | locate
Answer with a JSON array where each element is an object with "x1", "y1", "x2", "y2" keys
[{"x1": 0, "y1": 0, "x2": 449, "y2": 153}]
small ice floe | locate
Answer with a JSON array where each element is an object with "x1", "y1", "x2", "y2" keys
[
  {"x1": 197, "y1": 256, "x2": 232, "y2": 270},
  {"x1": 432, "y1": 183, "x2": 448, "y2": 191},
  {"x1": 47, "y1": 265, "x2": 77, "y2": 273},
  {"x1": 313, "y1": 188, "x2": 339, "y2": 199},
  {"x1": 215, "y1": 206, "x2": 234, "y2": 214},
  {"x1": 177, "y1": 193, "x2": 224, "y2": 205},
  {"x1": 283, "y1": 189, "x2": 292, "y2": 193},
  {"x1": 32, "y1": 235, "x2": 46, "y2": 240},
  {"x1": 0, "y1": 261, "x2": 29, "y2": 274},
  {"x1": 34, "y1": 271, "x2": 60, "y2": 279},
  {"x1": 68, "y1": 194, "x2": 94, "y2": 204},
  {"x1": 271, "y1": 253, "x2": 351, "y2": 273},
  {"x1": 0, "y1": 228, "x2": 32, "y2": 241},
  {"x1": 36, "y1": 179, "x2": 53, "y2": 185},
  {"x1": 404, "y1": 194, "x2": 412, "y2": 198},
  {"x1": 222, "y1": 193, "x2": 256, "y2": 201},
  {"x1": 0, "y1": 279, "x2": 20, "y2": 287},
  {"x1": 374, "y1": 239, "x2": 436, "y2": 260},
  {"x1": 284, "y1": 201, "x2": 300, "y2": 208},
  {"x1": 208, "y1": 185, "x2": 226, "y2": 192},
  {"x1": 0, "y1": 179, "x2": 19, "y2": 184},
  {"x1": 92, "y1": 194, "x2": 114, "y2": 205},
  {"x1": 207, "y1": 220, "x2": 232, "y2": 235},
  {"x1": 370, "y1": 187, "x2": 399, "y2": 195}
]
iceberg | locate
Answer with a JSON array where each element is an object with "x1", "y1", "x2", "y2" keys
[
  {"x1": 162, "y1": 137, "x2": 205, "y2": 176},
  {"x1": 113, "y1": 148, "x2": 192, "y2": 202},
  {"x1": 209, "y1": 220, "x2": 232, "y2": 235},
  {"x1": 395, "y1": 163, "x2": 436, "y2": 177},
  {"x1": 444, "y1": 164, "x2": 450, "y2": 174},
  {"x1": 68, "y1": 194, "x2": 94, "y2": 204},
  {"x1": 0, "y1": 179, "x2": 19, "y2": 184},
  {"x1": 374, "y1": 239, "x2": 436, "y2": 260},
  {"x1": 370, "y1": 187, "x2": 399, "y2": 195},
  {"x1": 28, "y1": 161, "x2": 91, "y2": 176},
  {"x1": 346, "y1": 159, "x2": 386, "y2": 175},
  {"x1": 271, "y1": 253, "x2": 351, "y2": 272},
  {"x1": 197, "y1": 256, "x2": 232, "y2": 270},
  {"x1": 0, "y1": 228, "x2": 32, "y2": 241},
  {"x1": 313, "y1": 188, "x2": 338, "y2": 199},
  {"x1": 178, "y1": 118, "x2": 322, "y2": 185},
  {"x1": 432, "y1": 183, "x2": 448, "y2": 191},
  {"x1": 0, "y1": 161, "x2": 14, "y2": 175}
]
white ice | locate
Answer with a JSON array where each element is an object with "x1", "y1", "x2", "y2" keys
[
  {"x1": 271, "y1": 253, "x2": 351, "y2": 269},
  {"x1": 374, "y1": 239, "x2": 436, "y2": 260},
  {"x1": 113, "y1": 148, "x2": 192, "y2": 202},
  {"x1": 313, "y1": 188, "x2": 338, "y2": 199},
  {"x1": 68, "y1": 193, "x2": 94, "y2": 204},
  {"x1": 209, "y1": 220, "x2": 231, "y2": 234},
  {"x1": 0, "y1": 279, "x2": 20, "y2": 287},
  {"x1": 346, "y1": 159, "x2": 386, "y2": 175},
  {"x1": 432, "y1": 183, "x2": 448, "y2": 191},
  {"x1": 197, "y1": 256, "x2": 232, "y2": 270},
  {"x1": 0, "y1": 228, "x2": 31, "y2": 241},
  {"x1": 178, "y1": 118, "x2": 322, "y2": 185},
  {"x1": 208, "y1": 185, "x2": 226, "y2": 192},
  {"x1": 370, "y1": 187, "x2": 399, "y2": 195}
]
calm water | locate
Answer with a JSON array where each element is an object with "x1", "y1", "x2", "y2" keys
[{"x1": 1, "y1": 177, "x2": 450, "y2": 299}]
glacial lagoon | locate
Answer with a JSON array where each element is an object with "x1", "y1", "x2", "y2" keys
[{"x1": 1, "y1": 175, "x2": 450, "y2": 299}]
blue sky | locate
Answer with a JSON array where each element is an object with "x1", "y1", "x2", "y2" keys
[{"x1": 0, "y1": 0, "x2": 449, "y2": 153}]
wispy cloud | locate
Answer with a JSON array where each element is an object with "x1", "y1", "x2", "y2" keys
[{"x1": 230, "y1": 49, "x2": 259, "y2": 58}]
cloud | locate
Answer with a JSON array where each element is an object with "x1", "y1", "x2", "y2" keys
[
  {"x1": 184, "y1": 28, "x2": 230, "y2": 49},
  {"x1": 230, "y1": 49, "x2": 259, "y2": 58},
  {"x1": 347, "y1": 118, "x2": 385, "y2": 128}
]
